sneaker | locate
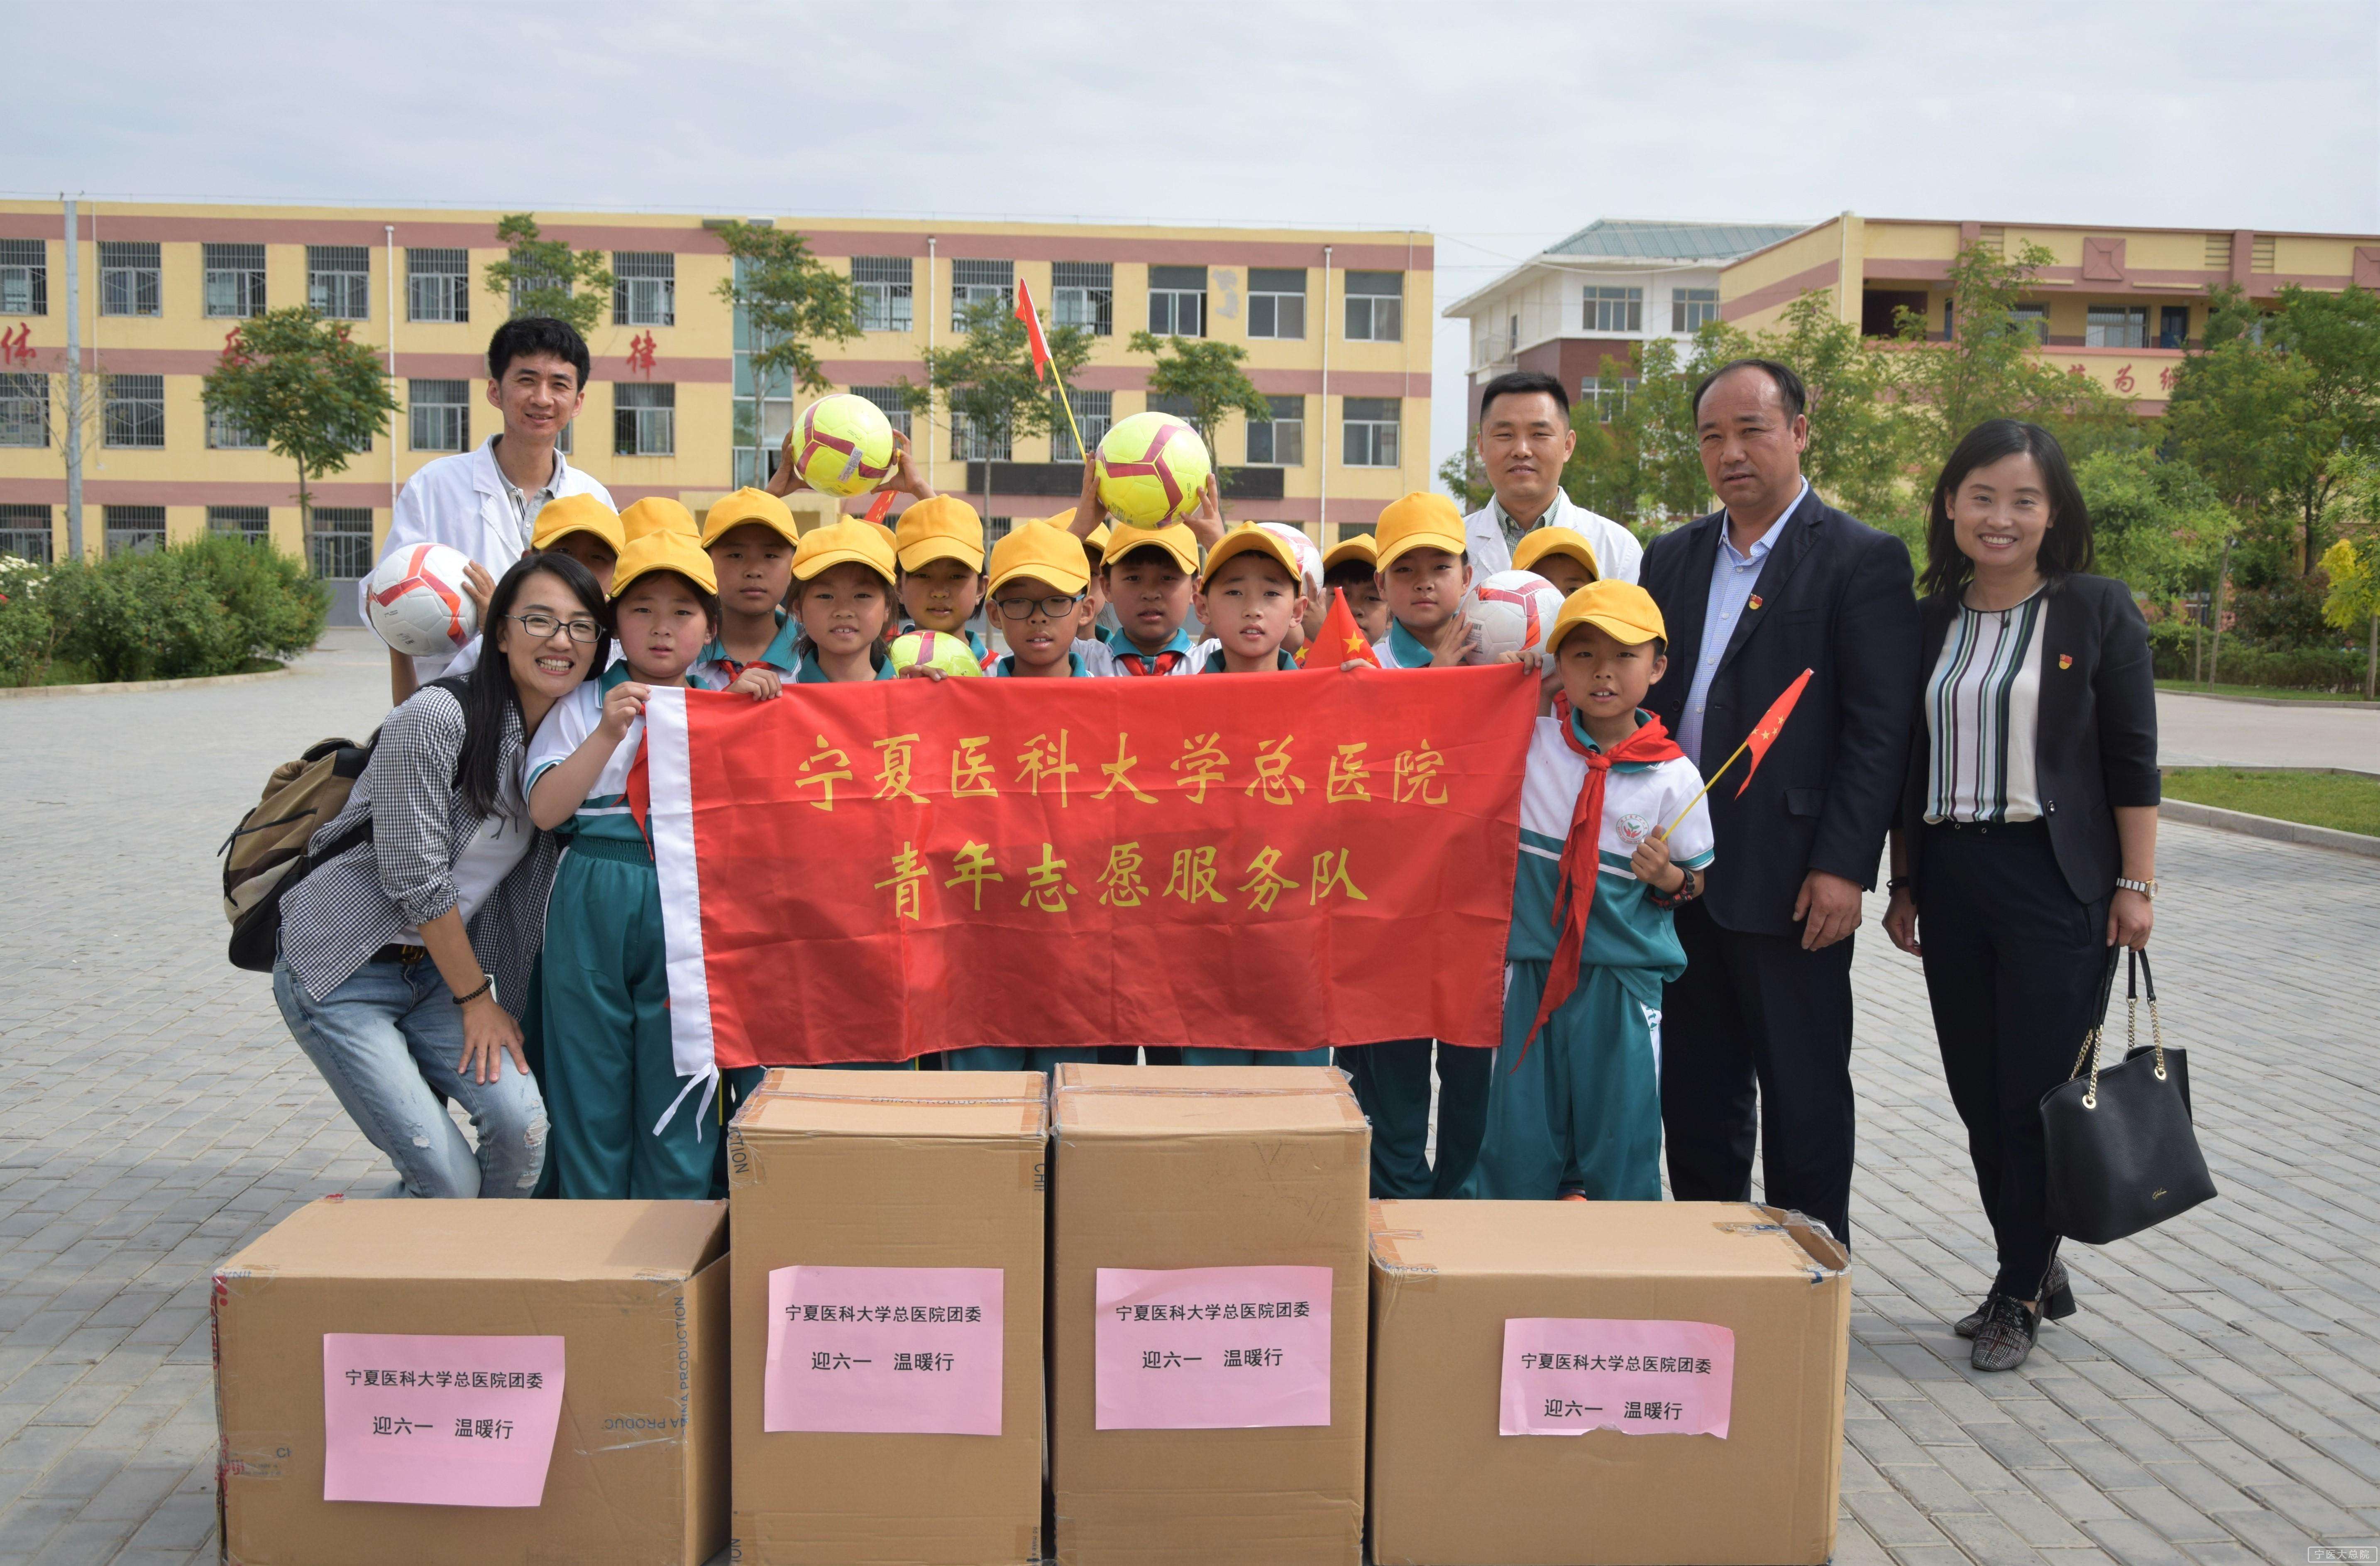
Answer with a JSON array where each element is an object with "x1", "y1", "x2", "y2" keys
[{"x1": 1971, "y1": 1293, "x2": 2040, "y2": 1372}]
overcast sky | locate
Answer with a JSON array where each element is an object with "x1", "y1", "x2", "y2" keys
[{"x1": 12, "y1": 0, "x2": 2378, "y2": 481}]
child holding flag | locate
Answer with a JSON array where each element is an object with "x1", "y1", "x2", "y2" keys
[
  {"x1": 1470, "y1": 581, "x2": 1715, "y2": 1200},
  {"x1": 1321, "y1": 533, "x2": 1389, "y2": 650}
]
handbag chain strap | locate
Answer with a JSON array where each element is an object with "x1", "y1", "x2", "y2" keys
[
  {"x1": 2069, "y1": 945, "x2": 2126, "y2": 1110},
  {"x1": 2137, "y1": 948, "x2": 2167, "y2": 1081}
]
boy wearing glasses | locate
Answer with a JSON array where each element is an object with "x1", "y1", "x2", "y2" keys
[{"x1": 982, "y1": 523, "x2": 1109, "y2": 679}]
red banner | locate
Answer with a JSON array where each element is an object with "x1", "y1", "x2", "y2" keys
[{"x1": 643, "y1": 666, "x2": 1535, "y2": 1068}]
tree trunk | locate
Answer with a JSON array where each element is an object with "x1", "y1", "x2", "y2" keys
[
  {"x1": 2207, "y1": 537, "x2": 2234, "y2": 686},
  {"x1": 2366, "y1": 610, "x2": 2376, "y2": 702},
  {"x1": 296, "y1": 459, "x2": 310, "y2": 562}
]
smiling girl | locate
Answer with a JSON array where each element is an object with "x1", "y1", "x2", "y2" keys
[{"x1": 789, "y1": 521, "x2": 902, "y2": 682}]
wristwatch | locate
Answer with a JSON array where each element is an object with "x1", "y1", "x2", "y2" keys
[{"x1": 2115, "y1": 877, "x2": 2156, "y2": 899}]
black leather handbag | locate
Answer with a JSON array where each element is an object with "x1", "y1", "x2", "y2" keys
[{"x1": 2041, "y1": 948, "x2": 2217, "y2": 1245}]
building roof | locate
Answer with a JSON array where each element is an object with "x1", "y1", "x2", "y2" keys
[{"x1": 1544, "y1": 218, "x2": 1812, "y2": 262}]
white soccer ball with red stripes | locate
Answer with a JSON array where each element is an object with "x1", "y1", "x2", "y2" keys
[
  {"x1": 1465, "y1": 569, "x2": 1566, "y2": 660},
  {"x1": 365, "y1": 542, "x2": 481, "y2": 658}
]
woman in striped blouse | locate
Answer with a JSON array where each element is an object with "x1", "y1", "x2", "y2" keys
[{"x1": 1882, "y1": 420, "x2": 2160, "y2": 1373}]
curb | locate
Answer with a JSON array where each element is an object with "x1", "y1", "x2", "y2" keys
[
  {"x1": 2158, "y1": 687, "x2": 2380, "y2": 711},
  {"x1": 2158, "y1": 797, "x2": 2380, "y2": 859},
  {"x1": 0, "y1": 666, "x2": 299, "y2": 701}
]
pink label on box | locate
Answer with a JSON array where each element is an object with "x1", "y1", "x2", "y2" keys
[
  {"x1": 1499, "y1": 1317, "x2": 1736, "y2": 1437},
  {"x1": 764, "y1": 1265, "x2": 1005, "y2": 1435},
  {"x1": 320, "y1": 1333, "x2": 566, "y2": 1506},
  {"x1": 1094, "y1": 1265, "x2": 1333, "y2": 1430}
]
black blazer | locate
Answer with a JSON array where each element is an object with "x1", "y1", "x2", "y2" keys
[
  {"x1": 1898, "y1": 572, "x2": 2160, "y2": 905},
  {"x1": 1642, "y1": 487, "x2": 1922, "y2": 938}
]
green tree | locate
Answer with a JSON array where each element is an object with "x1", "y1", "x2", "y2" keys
[
  {"x1": 2166, "y1": 284, "x2": 2380, "y2": 573},
  {"x1": 1126, "y1": 332, "x2": 1273, "y2": 482},
  {"x1": 710, "y1": 222, "x2": 864, "y2": 487},
  {"x1": 1764, "y1": 294, "x2": 1907, "y2": 522},
  {"x1": 483, "y1": 214, "x2": 613, "y2": 334},
  {"x1": 2318, "y1": 536, "x2": 2380, "y2": 699},
  {"x1": 200, "y1": 307, "x2": 398, "y2": 540},
  {"x1": 2072, "y1": 447, "x2": 2226, "y2": 606},
  {"x1": 1437, "y1": 446, "x2": 1491, "y2": 511},
  {"x1": 907, "y1": 296, "x2": 1092, "y2": 510},
  {"x1": 1553, "y1": 335, "x2": 1720, "y2": 529}
]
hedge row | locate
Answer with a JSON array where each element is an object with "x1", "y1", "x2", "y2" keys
[
  {"x1": 0, "y1": 536, "x2": 328, "y2": 686},
  {"x1": 2146, "y1": 620, "x2": 2369, "y2": 691}
]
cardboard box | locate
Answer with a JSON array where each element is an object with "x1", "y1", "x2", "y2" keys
[
  {"x1": 728, "y1": 1069, "x2": 1049, "y2": 1564},
  {"x1": 1368, "y1": 1200, "x2": 1851, "y2": 1566},
  {"x1": 1049, "y1": 1064, "x2": 1370, "y2": 1566},
  {"x1": 213, "y1": 1196, "x2": 729, "y2": 1566}
]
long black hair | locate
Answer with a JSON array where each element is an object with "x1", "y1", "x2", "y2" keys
[
  {"x1": 1920, "y1": 418, "x2": 2095, "y2": 600},
  {"x1": 455, "y1": 551, "x2": 608, "y2": 818}
]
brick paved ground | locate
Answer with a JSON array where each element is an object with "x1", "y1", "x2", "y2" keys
[{"x1": 2, "y1": 630, "x2": 2375, "y2": 1565}]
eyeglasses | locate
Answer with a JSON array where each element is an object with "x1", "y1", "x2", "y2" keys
[
  {"x1": 994, "y1": 593, "x2": 1085, "y2": 621},
  {"x1": 509, "y1": 611, "x2": 603, "y2": 645}
]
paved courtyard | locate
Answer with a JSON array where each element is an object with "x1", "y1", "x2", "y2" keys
[{"x1": 0, "y1": 630, "x2": 2375, "y2": 1566}]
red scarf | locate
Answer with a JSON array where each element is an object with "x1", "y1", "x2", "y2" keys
[
  {"x1": 1117, "y1": 649, "x2": 1185, "y2": 677},
  {"x1": 1521, "y1": 699, "x2": 1683, "y2": 1059}
]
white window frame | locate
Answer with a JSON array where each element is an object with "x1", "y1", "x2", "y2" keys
[
  {"x1": 1247, "y1": 269, "x2": 1307, "y2": 340},
  {"x1": 100, "y1": 242, "x2": 161, "y2": 318},
  {"x1": 205, "y1": 243, "x2": 267, "y2": 319},
  {"x1": 1583, "y1": 285, "x2": 1643, "y2": 334},
  {"x1": 0, "y1": 503, "x2": 53, "y2": 562},
  {"x1": 408, "y1": 379, "x2": 471, "y2": 452},
  {"x1": 613, "y1": 252, "x2": 677, "y2": 327},
  {"x1": 613, "y1": 382, "x2": 676, "y2": 457},
  {"x1": 1341, "y1": 397, "x2": 1399, "y2": 468},
  {"x1": 2084, "y1": 305, "x2": 2148, "y2": 349},
  {"x1": 206, "y1": 401, "x2": 266, "y2": 450},
  {"x1": 1052, "y1": 389, "x2": 1112, "y2": 463},
  {"x1": 951, "y1": 259, "x2": 1015, "y2": 330},
  {"x1": 1148, "y1": 266, "x2": 1207, "y2": 338},
  {"x1": 1246, "y1": 395, "x2": 1303, "y2": 467},
  {"x1": 1671, "y1": 288, "x2": 1719, "y2": 333},
  {"x1": 104, "y1": 375, "x2": 166, "y2": 449},
  {"x1": 1343, "y1": 272, "x2": 1403, "y2": 342},
  {"x1": 0, "y1": 373, "x2": 48, "y2": 449},
  {"x1": 1053, "y1": 261, "x2": 1114, "y2": 336},
  {"x1": 309, "y1": 506, "x2": 374, "y2": 579},
  {"x1": 0, "y1": 240, "x2": 46, "y2": 317},
  {"x1": 406, "y1": 249, "x2": 470, "y2": 324},
  {"x1": 853, "y1": 257, "x2": 914, "y2": 333},
  {"x1": 951, "y1": 410, "x2": 1012, "y2": 463},
  {"x1": 1580, "y1": 375, "x2": 1639, "y2": 423},
  {"x1": 307, "y1": 246, "x2": 371, "y2": 321}
]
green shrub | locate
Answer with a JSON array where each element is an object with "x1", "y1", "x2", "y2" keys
[
  {"x1": 42, "y1": 536, "x2": 328, "y2": 683},
  {"x1": 0, "y1": 556, "x2": 62, "y2": 686},
  {"x1": 2148, "y1": 620, "x2": 2365, "y2": 689},
  {"x1": 185, "y1": 533, "x2": 328, "y2": 661}
]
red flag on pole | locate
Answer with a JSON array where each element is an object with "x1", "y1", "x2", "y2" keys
[
  {"x1": 1298, "y1": 586, "x2": 1379, "y2": 668},
  {"x1": 1734, "y1": 666, "x2": 1813, "y2": 797},
  {"x1": 1015, "y1": 279, "x2": 1053, "y2": 381}
]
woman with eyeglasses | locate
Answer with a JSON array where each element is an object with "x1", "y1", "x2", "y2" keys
[{"x1": 274, "y1": 552, "x2": 609, "y2": 1198}]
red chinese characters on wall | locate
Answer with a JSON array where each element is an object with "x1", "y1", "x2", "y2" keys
[{"x1": 626, "y1": 331, "x2": 657, "y2": 376}]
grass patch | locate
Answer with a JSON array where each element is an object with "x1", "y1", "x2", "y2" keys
[
  {"x1": 2157, "y1": 680, "x2": 2373, "y2": 703},
  {"x1": 2162, "y1": 768, "x2": 2380, "y2": 837}
]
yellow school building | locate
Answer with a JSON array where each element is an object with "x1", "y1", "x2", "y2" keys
[
  {"x1": 1720, "y1": 213, "x2": 2380, "y2": 408},
  {"x1": 0, "y1": 200, "x2": 1433, "y2": 587}
]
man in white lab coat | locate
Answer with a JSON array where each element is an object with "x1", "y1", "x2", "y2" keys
[
  {"x1": 1461, "y1": 369, "x2": 1643, "y2": 585},
  {"x1": 370, "y1": 317, "x2": 614, "y2": 703}
]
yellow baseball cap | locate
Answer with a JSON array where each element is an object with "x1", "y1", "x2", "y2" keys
[
  {"x1": 792, "y1": 519, "x2": 898, "y2": 587},
  {"x1": 699, "y1": 487, "x2": 800, "y2": 549},
  {"x1": 893, "y1": 495, "x2": 986, "y2": 573},
  {"x1": 1102, "y1": 520, "x2": 1200, "y2": 577},
  {"x1": 1083, "y1": 519, "x2": 1110, "y2": 558},
  {"x1": 1374, "y1": 492, "x2": 1468, "y2": 569},
  {"x1": 1514, "y1": 526, "x2": 1603, "y2": 584},
  {"x1": 620, "y1": 497, "x2": 699, "y2": 544},
  {"x1": 531, "y1": 494, "x2": 624, "y2": 554},
  {"x1": 1548, "y1": 580, "x2": 1666, "y2": 655},
  {"x1": 987, "y1": 520, "x2": 1090, "y2": 598},
  {"x1": 1199, "y1": 522, "x2": 1305, "y2": 589},
  {"x1": 1322, "y1": 532, "x2": 1377, "y2": 572},
  {"x1": 611, "y1": 528, "x2": 719, "y2": 599}
]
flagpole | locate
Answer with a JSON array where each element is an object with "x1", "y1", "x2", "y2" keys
[
  {"x1": 1052, "y1": 375, "x2": 1088, "y2": 462},
  {"x1": 1019, "y1": 279, "x2": 1088, "y2": 459},
  {"x1": 1658, "y1": 736, "x2": 1753, "y2": 840}
]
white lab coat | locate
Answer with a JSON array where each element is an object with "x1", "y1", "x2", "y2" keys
[
  {"x1": 365, "y1": 436, "x2": 613, "y2": 684},
  {"x1": 1463, "y1": 489, "x2": 1643, "y2": 585}
]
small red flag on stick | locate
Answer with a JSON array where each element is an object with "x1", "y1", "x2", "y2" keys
[
  {"x1": 1015, "y1": 278, "x2": 1087, "y2": 460},
  {"x1": 1660, "y1": 666, "x2": 1813, "y2": 838},
  {"x1": 1302, "y1": 586, "x2": 1380, "y2": 668}
]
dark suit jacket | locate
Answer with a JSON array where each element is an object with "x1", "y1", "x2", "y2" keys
[
  {"x1": 1642, "y1": 488, "x2": 1921, "y2": 937},
  {"x1": 1898, "y1": 572, "x2": 2160, "y2": 905}
]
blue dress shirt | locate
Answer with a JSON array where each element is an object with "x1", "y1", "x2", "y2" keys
[{"x1": 1676, "y1": 478, "x2": 1809, "y2": 768}]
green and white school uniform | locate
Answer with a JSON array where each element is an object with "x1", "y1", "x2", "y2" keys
[
  {"x1": 524, "y1": 663, "x2": 722, "y2": 1200},
  {"x1": 694, "y1": 609, "x2": 802, "y2": 689},
  {"x1": 1467, "y1": 708, "x2": 1715, "y2": 1201},
  {"x1": 1371, "y1": 619, "x2": 1437, "y2": 671},
  {"x1": 794, "y1": 646, "x2": 897, "y2": 683},
  {"x1": 1102, "y1": 625, "x2": 1199, "y2": 677}
]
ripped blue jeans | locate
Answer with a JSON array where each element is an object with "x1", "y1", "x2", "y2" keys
[{"x1": 274, "y1": 954, "x2": 547, "y2": 1199}]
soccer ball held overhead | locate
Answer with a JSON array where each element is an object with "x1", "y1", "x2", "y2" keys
[
  {"x1": 1095, "y1": 411, "x2": 1212, "y2": 528},
  {"x1": 790, "y1": 393, "x2": 897, "y2": 498}
]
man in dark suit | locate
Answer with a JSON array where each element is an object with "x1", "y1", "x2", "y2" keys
[{"x1": 1640, "y1": 359, "x2": 1921, "y2": 1247}]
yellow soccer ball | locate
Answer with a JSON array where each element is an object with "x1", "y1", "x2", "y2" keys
[
  {"x1": 1096, "y1": 411, "x2": 1212, "y2": 528},
  {"x1": 791, "y1": 393, "x2": 897, "y2": 498},
  {"x1": 887, "y1": 630, "x2": 984, "y2": 678}
]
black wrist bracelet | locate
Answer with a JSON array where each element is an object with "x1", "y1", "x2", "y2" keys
[{"x1": 453, "y1": 975, "x2": 494, "y2": 1005}]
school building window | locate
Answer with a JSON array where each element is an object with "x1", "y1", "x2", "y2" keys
[
  {"x1": 2010, "y1": 303, "x2": 2049, "y2": 344},
  {"x1": 844, "y1": 385, "x2": 912, "y2": 442},
  {"x1": 0, "y1": 374, "x2": 49, "y2": 449},
  {"x1": 105, "y1": 505, "x2": 166, "y2": 557},
  {"x1": 853, "y1": 257, "x2": 914, "y2": 332},
  {"x1": 205, "y1": 243, "x2": 267, "y2": 318},
  {"x1": 1672, "y1": 287, "x2": 1719, "y2": 332},
  {"x1": 100, "y1": 241, "x2": 161, "y2": 317},
  {"x1": 2085, "y1": 305, "x2": 2148, "y2": 349},
  {"x1": 205, "y1": 399, "x2": 265, "y2": 449},
  {"x1": 0, "y1": 240, "x2": 46, "y2": 316},
  {"x1": 1583, "y1": 285, "x2": 1641, "y2": 334},
  {"x1": 614, "y1": 382, "x2": 675, "y2": 456},
  {"x1": 2159, "y1": 305, "x2": 2191, "y2": 349},
  {"x1": 104, "y1": 374, "x2": 166, "y2": 449},
  {"x1": 1148, "y1": 266, "x2": 1206, "y2": 338},
  {"x1": 1580, "y1": 375, "x2": 1637, "y2": 423},
  {"x1": 1344, "y1": 272, "x2": 1403, "y2": 342},
  {"x1": 310, "y1": 506, "x2": 374, "y2": 579},
  {"x1": 0, "y1": 503, "x2": 53, "y2": 562},
  {"x1": 1052, "y1": 389, "x2": 1112, "y2": 462},
  {"x1": 951, "y1": 259, "x2": 1014, "y2": 330},
  {"x1": 984, "y1": 515, "x2": 1015, "y2": 545},
  {"x1": 1247, "y1": 269, "x2": 1306, "y2": 340},
  {"x1": 1341, "y1": 397, "x2": 1399, "y2": 467},
  {"x1": 406, "y1": 248, "x2": 469, "y2": 323},
  {"x1": 951, "y1": 410, "x2": 1010, "y2": 462},
  {"x1": 208, "y1": 505, "x2": 270, "y2": 544},
  {"x1": 307, "y1": 245, "x2": 370, "y2": 320},
  {"x1": 409, "y1": 379, "x2": 470, "y2": 452},
  {"x1": 613, "y1": 252, "x2": 675, "y2": 326},
  {"x1": 1053, "y1": 261, "x2": 1113, "y2": 335},
  {"x1": 1246, "y1": 395, "x2": 1303, "y2": 466}
]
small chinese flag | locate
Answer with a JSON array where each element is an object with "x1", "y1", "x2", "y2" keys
[
  {"x1": 1734, "y1": 666, "x2": 1813, "y2": 797},
  {"x1": 1015, "y1": 279, "x2": 1054, "y2": 381},
  {"x1": 1302, "y1": 586, "x2": 1378, "y2": 668}
]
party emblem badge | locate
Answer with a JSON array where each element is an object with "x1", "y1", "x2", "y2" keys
[
  {"x1": 2058, "y1": 653, "x2": 2073, "y2": 669},
  {"x1": 1747, "y1": 594, "x2": 1764, "y2": 611}
]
